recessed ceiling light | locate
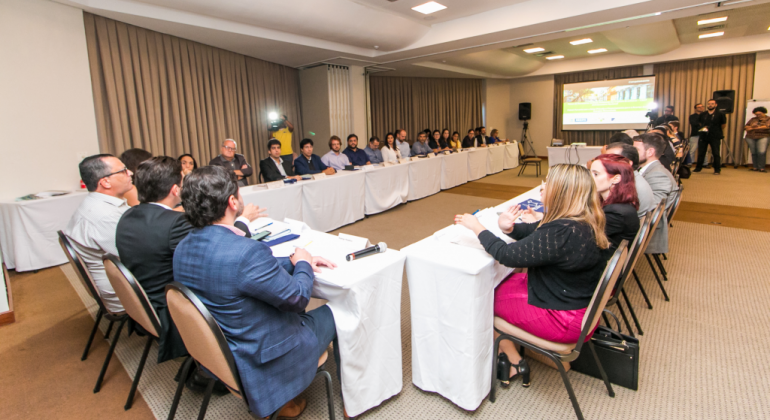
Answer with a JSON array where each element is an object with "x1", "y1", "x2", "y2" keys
[
  {"x1": 546, "y1": 55, "x2": 565, "y2": 60},
  {"x1": 655, "y1": 12, "x2": 662, "y2": 16},
  {"x1": 699, "y1": 31, "x2": 724, "y2": 39},
  {"x1": 523, "y1": 47, "x2": 545, "y2": 53},
  {"x1": 698, "y1": 17, "x2": 727, "y2": 25},
  {"x1": 570, "y1": 38, "x2": 593, "y2": 45},
  {"x1": 588, "y1": 48, "x2": 608, "y2": 54},
  {"x1": 412, "y1": 1, "x2": 447, "y2": 15}
]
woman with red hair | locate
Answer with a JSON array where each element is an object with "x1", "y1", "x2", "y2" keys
[{"x1": 589, "y1": 154, "x2": 640, "y2": 248}]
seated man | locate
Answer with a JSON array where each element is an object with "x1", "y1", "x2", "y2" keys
[
  {"x1": 65, "y1": 154, "x2": 134, "y2": 312},
  {"x1": 475, "y1": 126, "x2": 489, "y2": 147},
  {"x1": 604, "y1": 142, "x2": 657, "y2": 218},
  {"x1": 173, "y1": 166, "x2": 339, "y2": 419},
  {"x1": 116, "y1": 157, "x2": 262, "y2": 363},
  {"x1": 395, "y1": 129, "x2": 411, "y2": 159},
  {"x1": 411, "y1": 131, "x2": 433, "y2": 156},
  {"x1": 461, "y1": 129, "x2": 477, "y2": 148},
  {"x1": 364, "y1": 136, "x2": 384, "y2": 164},
  {"x1": 259, "y1": 139, "x2": 302, "y2": 182},
  {"x1": 647, "y1": 127, "x2": 677, "y2": 172},
  {"x1": 342, "y1": 134, "x2": 370, "y2": 166},
  {"x1": 634, "y1": 133, "x2": 679, "y2": 255},
  {"x1": 321, "y1": 136, "x2": 351, "y2": 170},
  {"x1": 294, "y1": 139, "x2": 336, "y2": 176},
  {"x1": 209, "y1": 139, "x2": 253, "y2": 186}
]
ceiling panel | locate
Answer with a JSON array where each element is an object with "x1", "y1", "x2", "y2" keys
[
  {"x1": 674, "y1": 2, "x2": 770, "y2": 44},
  {"x1": 350, "y1": 0, "x2": 528, "y2": 25}
]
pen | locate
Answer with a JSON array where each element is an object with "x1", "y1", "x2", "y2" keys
[
  {"x1": 252, "y1": 222, "x2": 272, "y2": 231},
  {"x1": 472, "y1": 209, "x2": 481, "y2": 215}
]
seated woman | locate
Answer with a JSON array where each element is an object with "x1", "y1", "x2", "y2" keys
[
  {"x1": 589, "y1": 154, "x2": 640, "y2": 248},
  {"x1": 381, "y1": 132, "x2": 402, "y2": 162},
  {"x1": 178, "y1": 153, "x2": 198, "y2": 177},
  {"x1": 120, "y1": 148, "x2": 153, "y2": 206},
  {"x1": 487, "y1": 128, "x2": 503, "y2": 144},
  {"x1": 441, "y1": 128, "x2": 452, "y2": 149},
  {"x1": 454, "y1": 164, "x2": 611, "y2": 385},
  {"x1": 428, "y1": 130, "x2": 451, "y2": 152},
  {"x1": 448, "y1": 131, "x2": 462, "y2": 150}
]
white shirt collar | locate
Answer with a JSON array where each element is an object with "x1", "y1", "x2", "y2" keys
[
  {"x1": 90, "y1": 191, "x2": 127, "y2": 207},
  {"x1": 639, "y1": 160, "x2": 658, "y2": 175},
  {"x1": 151, "y1": 202, "x2": 172, "y2": 210}
]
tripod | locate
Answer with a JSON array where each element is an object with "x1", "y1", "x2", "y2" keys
[{"x1": 520, "y1": 121, "x2": 537, "y2": 158}]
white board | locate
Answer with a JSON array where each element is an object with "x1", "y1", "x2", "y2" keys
[{"x1": 745, "y1": 99, "x2": 770, "y2": 165}]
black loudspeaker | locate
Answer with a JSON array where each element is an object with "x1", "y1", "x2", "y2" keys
[
  {"x1": 713, "y1": 90, "x2": 735, "y2": 114},
  {"x1": 518, "y1": 102, "x2": 531, "y2": 120}
]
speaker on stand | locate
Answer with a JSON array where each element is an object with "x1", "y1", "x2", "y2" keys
[
  {"x1": 713, "y1": 90, "x2": 737, "y2": 168},
  {"x1": 518, "y1": 102, "x2": 537, "y2": 158}
]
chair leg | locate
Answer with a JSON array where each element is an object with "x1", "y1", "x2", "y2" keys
[
  {"x1": 662, "y1": 253, "x2": 668, "y2": 261},
  {"x1": 553, "y1": 354, "x2": 584, "y2": 420},
  {"x1": 621, "y1": 288, "x2": 644, "y2": 335},
  {"x1": 615, "y1": 300, "x2": 634, "y2": 338},
  {"x1": 632, "y1": 270, "x2": 653, "y2": 310},
  {"x1": 645, "y1": 254, "x2": 670, "y2": 301},
  {"x1": 653, "y1": 254, "x2": 668, "y2": 280},
  {"x1": 489, "y1": 334, "x2": 504, "y2": 403},
  {"x1": 82, "y1": 309, "x2": 103, "y2": 361},
  {"x1": 167, "y1": 357, "x2": 194, "y2": 420},
  {"x1": 105, "y1": 319, "x2": 114, "y2": 339},
  {"x1": 588, "y1": 341, "x2": 615, "y2": 398},
  {"x1": 125, "y1": 336, "x2": 154, "y2": 410},
  {"x1": 197, "y1": 378, "x2": 216, "y2": 420},
  {"x1": 94, "y1": 316, "x2": 127, "y2": 393},
  {"x1": 318, "y1": 369, "x2": 336, "y2": 420}
]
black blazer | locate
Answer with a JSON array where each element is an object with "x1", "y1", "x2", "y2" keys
[
  {"x1": 116, "y1": 203, "x2": 250, "y2": 362},
  {"x1": 260, "y1": 157, "x2": 294, "y2": 182},
  {"x1": 603, "y1": 203, "x2": 640, "y2": 249},
  {"x1": 462, "y1": 136, "x2": 475, "y2": 148}
]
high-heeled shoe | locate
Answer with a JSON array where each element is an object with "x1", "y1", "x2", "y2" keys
[{"x1": 496, "y1": 353, "x2": 531, "y2": 388}]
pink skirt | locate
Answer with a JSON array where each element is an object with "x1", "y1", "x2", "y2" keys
[{"x1": 494, "y1": 273, "x2": 590, "y2": 344}]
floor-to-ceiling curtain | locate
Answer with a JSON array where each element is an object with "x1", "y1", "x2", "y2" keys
[
  {"x1": 83, "y1": 12, "x2": 303, "y2": 184},
  {"x1": 328, "y1": 65, "x2": 352, "y2": 139},
  {"x1": 654, "y1": 54, "x2": 755, "y2": 165},
  {"x1": 369, "y1": 76, "x2": 482, "y2": 144},
  {"x1": 553, "y1": 65, "x2": 645, "y2": 146}
]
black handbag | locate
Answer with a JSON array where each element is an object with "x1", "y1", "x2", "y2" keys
[
  {"x1": 571, "y1": 312, "x2": 640, "y2": 390},
  {"x1": 678, "y1": 164, "x2": 691, "y2": 179}
]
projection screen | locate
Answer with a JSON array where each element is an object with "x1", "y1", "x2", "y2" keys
[{"x1": 562, "y1": 76, "x2": 657, "y2": 130}]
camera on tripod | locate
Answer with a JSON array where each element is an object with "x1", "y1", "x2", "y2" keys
[{"x1": 268, "y1": 112, "x2": 286, "y2": 131}]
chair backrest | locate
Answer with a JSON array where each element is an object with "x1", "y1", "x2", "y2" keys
[
  {"x1": 612, "y1": 213, "x2": 651, "y2": 302},
  {"x1": 642, "y1": 199, "x2": 666, "y2": 250},
  {"x1": 517, "y1": 141, "x2": 525, "y2": 161},
  {"x1": 166, "y1": 282, "x2": 243, "y2": 396},
  {"x1": 103, "y1": 255, "x2": 161, "y2": 337},
  {"x1": 575, "y1": 240, "x2": 629, "y2": 351},
  {"x1": 57, "y1": 230, "x2": 111, "y2": 314},
  {"x1": 667, "y1": 184, "x2": 684, "y2": 223}
]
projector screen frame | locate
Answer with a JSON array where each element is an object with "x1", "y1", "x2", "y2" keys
[{"x1": 561, "y1": 75, "x2": 657, "y2": 131}]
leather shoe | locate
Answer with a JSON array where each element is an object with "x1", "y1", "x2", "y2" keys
[{"x1": 272, "y1": 398, "x2": 307, "y2": 420}]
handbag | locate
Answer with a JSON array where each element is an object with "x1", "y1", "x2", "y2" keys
[
  {"x1": 571, "y1": 311, "x2": 640, "y2": 390},
  {"x1": 678, "y1": 164, "x2": 691, "y2": 179}
]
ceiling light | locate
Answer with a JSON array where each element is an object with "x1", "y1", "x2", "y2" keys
[
  {"x1": 570, "y1": 38, "x2": 593, "y2": 45},
  {"x1": 699, "y1": 31, "x2": 724, "y2": 39},
  {"x1": 523, "y1": 47, "x2": 545, "y2": 53},
  {"x1": 698, "y1": 16, "x2": 727, "y2": 25},
  {"x1": 546, "y1": 55, "x2": 565, "y2": 60},
  {"x1": 588, "y1": 48, "x2": 608, "y2": 54},
  {"x1": 655, "y1": 12, "x2": 662, "y2": 16},
  {"x1": 412, "y1": 1, "x2": 446, "y2": 14}
]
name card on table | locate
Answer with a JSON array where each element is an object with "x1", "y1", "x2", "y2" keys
[
  {"x1": 266, "y1": 181, "x2": 284, "y2": 190},
  {"x1": 444, "y1": 151, "x2": 451, "y2": 155},
  {"x1": 312, "y1": 173, "x2": 327, "y2": 180},
  {"x1": 381, "y1": 161, "x2": 393, "y2": 167},
  {"x1": 398, "y1": 158, "x2": 409, "y2": 164},
  {"x1": 360, "y1": 165, "x2": 375, "y2": 172},
  {"x1": 425, "y1": 153, "x2": 435, "y2": 158},
  {"x1": 338, "y1": 233, "x2": 371, "y2": 249},
  {"x1": 411, "y1": 156, "x2": 421, "y2": 162}
]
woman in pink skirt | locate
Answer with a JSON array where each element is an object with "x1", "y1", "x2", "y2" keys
[{"x1": 455, "y1": 164, "x2": 612, "y2": 386}]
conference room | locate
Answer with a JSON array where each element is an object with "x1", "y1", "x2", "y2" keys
[{"x1": 2, "y1": 0, "x2": 770, "y2": 419}]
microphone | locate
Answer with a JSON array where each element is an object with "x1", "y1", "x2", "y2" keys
[{"x1": 345, "y1": 242, "x2": 387, "y2": 261}]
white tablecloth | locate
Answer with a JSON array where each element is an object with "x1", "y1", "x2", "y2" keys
[
  {"x1": 364, "y1": 164, "x2": 409, "y2": 215},
  {"x1": 440, "y1": 152, "x2": 468, "y2": 190},
  {"x1": 547, "y1": 145, "x2": 603, "y2": 166},
  {"x1": 302, "y1": 171, "x2": 366, "y2": 232},
  {"x1": 467, "y1": 148, "x2": 489, "y2": 181},
  {"x1": 486, "y1": 145, "x2": 505, "y2": 174},
  {"x1": 503, "y1": 142, "x2": 520, "y2": 169},
  {"x1": 407, "y1": 157, "x2": 442, "y2": 201},
  {"x1": 402, "y1": 186, "x2": 541, "y2": 410},
  {"x1": 0, "y1": 192, "x2": 88, "y2": 271},
  {"x1": 240, "y1": 183, "x2": 303, "y2": 222},
  {"x1": 268, "y1": 223, "x2": 406, "y2": 417}
]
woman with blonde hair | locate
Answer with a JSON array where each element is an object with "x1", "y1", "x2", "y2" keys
[{"x1": 454, "y1": 164, "x2": 611, "y2": 387}]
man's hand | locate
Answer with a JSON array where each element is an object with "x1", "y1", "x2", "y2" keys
[
  {"x1": 310, "y1": 256, "x2": 337, "y2": 273},
  {"x1": 290, "y1": 247, "x2": 312, "y2": 266},
  {"x1": 290, "y1": 175, "x2": 303, "y2": 180},
  {"x1": 234, "y1": 170, "x2": 244, "y2": 177},
  {"x1": 323, "y1": 167, "x2": 335, "y2": 175},
  {"x1": 242, "y1": 204, "x2": 268, "y2": 222}
]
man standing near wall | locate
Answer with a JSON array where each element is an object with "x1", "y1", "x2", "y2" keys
[{"x1": 694, "y1": 99, "x2": 727, "y2": 175}]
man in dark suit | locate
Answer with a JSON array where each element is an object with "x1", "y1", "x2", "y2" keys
[
  {"x1": 209, "y1": 139, "x2": 253, "y2": 186},
  {"x1": 173, "y1": 166, "x2": 339, "y2": 419},
  {"x1": 116, "y1": 157, "x2": 262, "y2": 363},
  {"x1": 294, "y1": 138, "x2": 336, "y2": 176},
  {"x1": 259, "y1": 139, "x2": 301, "y2": 182}
]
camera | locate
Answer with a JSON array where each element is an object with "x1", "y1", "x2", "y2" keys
[
  {"x1": 268, "y1": 112, "x2": 286, "y2": 130},
  {"x1": 645, "y1": 110, "x2": 658, "y2": 121}
]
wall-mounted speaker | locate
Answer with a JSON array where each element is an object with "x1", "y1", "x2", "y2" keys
[
  {"x1": 518, "y1": 102, "x2": 531, "y2": 120},
  {"x1": 713, "y1": 90, "x2": 735, "y2": 114}
]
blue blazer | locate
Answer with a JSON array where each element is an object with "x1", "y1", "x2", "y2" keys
[
  {"x1": 293, "y1": 154, "x2": 329, "y2": 175},
  {"x1": 173, "y1": 225, "x2": 317, "y2": 417}
]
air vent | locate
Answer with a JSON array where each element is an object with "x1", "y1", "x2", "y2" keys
[
  {"x1": 699, "y1": 24, "x2": 725, "y2": 31},
  {"x1": 535, "y1": 51, "x2": 555, "y2": 57},
  {"x1": 387, "y1": 0, "x2": 398, "y2": 2}
]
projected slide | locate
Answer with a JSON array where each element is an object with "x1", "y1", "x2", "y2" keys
[{"x1": 562, "y1": 77, "x2": 656, "y2": 130}]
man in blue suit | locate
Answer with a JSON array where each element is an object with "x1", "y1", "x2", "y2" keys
[
  {"x1": 173, "y1": 166, "x2": 338, "y2": 419},
  {"x1": 294, "y1": 139, "x2": 336, "y2": 176}
]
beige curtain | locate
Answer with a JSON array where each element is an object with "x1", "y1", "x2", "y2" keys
[
  {"x1": 654, "y1": 54, "x2": 755, "y2": 165},
  {"x1": 369, "y1": 76, "x2": 482, "y2": 144},
  {"x1": 83, "y1": 13, "x2": 303, "y2": 184},
  {"x1": 553, "y1": 66, "x2": 645, "y2": 145}
]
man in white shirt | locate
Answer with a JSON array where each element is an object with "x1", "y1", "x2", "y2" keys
[
  {"x1": 65, "y1": 154, "x2": 134, "y2": 313},
  {"x1": 395, "y1": 129, "x2": 411, "y2": 159},
  {"x1": 321, "y1": 135, "x2": 351, "y2": 171}
]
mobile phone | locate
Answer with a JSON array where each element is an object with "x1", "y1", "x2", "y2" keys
[{"x1": 251, "y1": 231, "x2": 270, "y2": 241}]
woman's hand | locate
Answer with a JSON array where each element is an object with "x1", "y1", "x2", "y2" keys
[
  {"x1": 454, "y1": 213, "x2": 485, "y2": 235},
  {"x1": 521, "y1": 208, "x2": 543, "y2": 223},
  {"x1": 498, "y1": 205, "x2": 525, "y2": 234}
]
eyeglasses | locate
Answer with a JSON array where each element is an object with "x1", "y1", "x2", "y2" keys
[
  {"x1": 101, "y1": 166, "x2": 128, "y2": 180},
  {"x1": 223, "y1": 146, "x2": 237, "y2": 151}
]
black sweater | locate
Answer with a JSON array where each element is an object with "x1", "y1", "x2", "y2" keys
[
  {"x1": 478, "y1": 219, "x2": 612, "y2": 310},
  {"x1": 604, "y1": 203, "x2": 640, "y2": 249}
]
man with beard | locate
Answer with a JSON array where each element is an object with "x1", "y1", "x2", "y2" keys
[
  {"x1": 321, "y1": 135, "x2": 352, "y2": 170},
  {"x1": 694, "y1": 99, "x2": 727, "y2": 175}
]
